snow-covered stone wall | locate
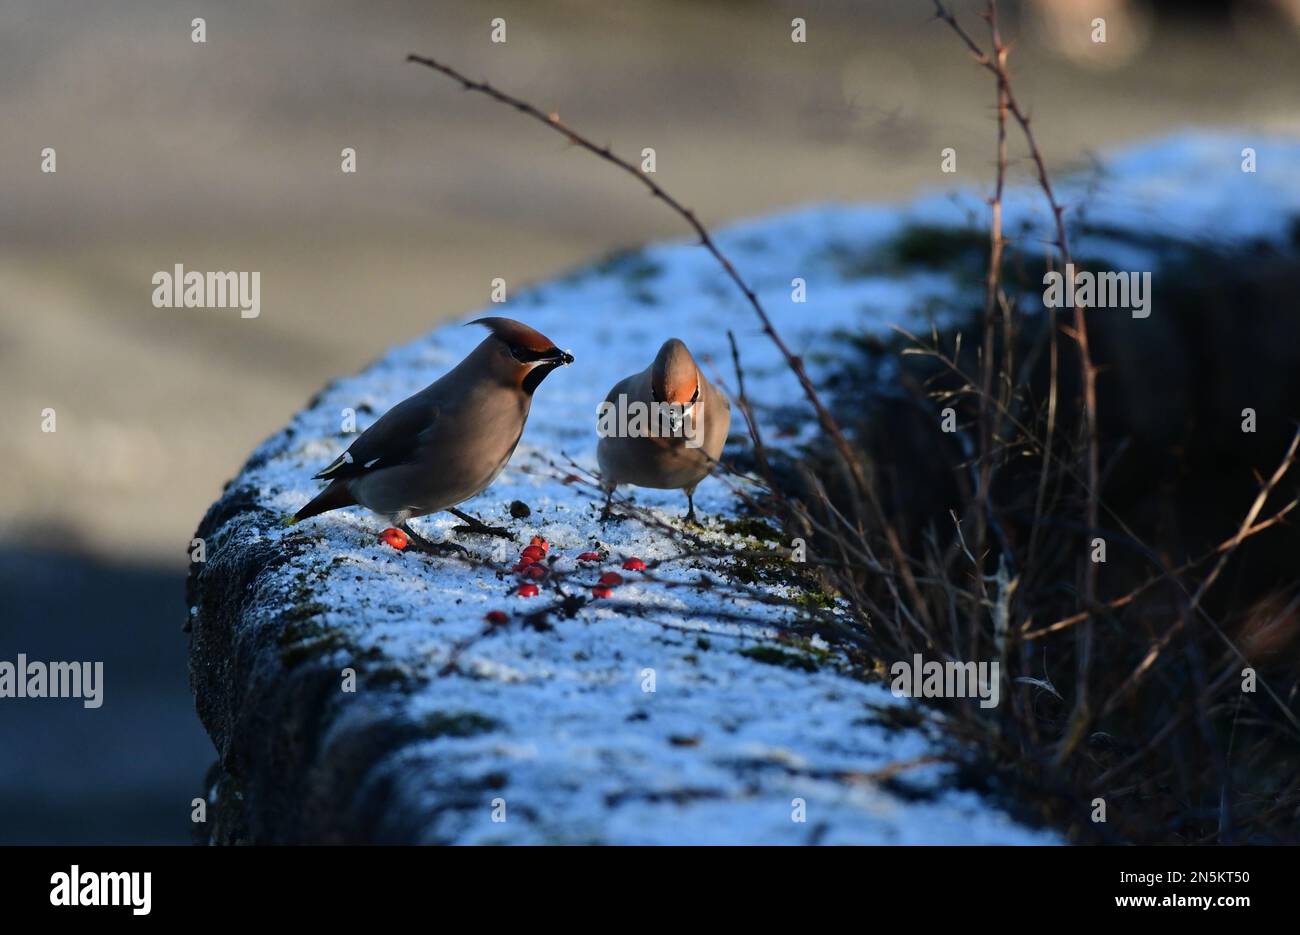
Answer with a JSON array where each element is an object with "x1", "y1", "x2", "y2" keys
[{"x1": 186, "y1": 133, "x2": 1300, "y2": 844}]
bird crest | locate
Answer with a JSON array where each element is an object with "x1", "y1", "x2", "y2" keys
[{"x1": 469, "y1": 317, "x2": 558, "y2": 353}]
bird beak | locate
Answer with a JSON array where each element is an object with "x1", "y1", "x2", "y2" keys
[{"x1": 546, "y1": 347, "x2": 575, "y2": 366}]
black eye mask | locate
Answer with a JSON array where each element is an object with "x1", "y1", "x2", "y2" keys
[
  {"x1": 513, "y1": 344, "x2": 575, "y2": 395},
  {"x1": 510, "y1": 344, "x2": 566, "y2": 364}
]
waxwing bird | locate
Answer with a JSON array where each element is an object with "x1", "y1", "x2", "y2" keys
[
  {"x1": 596, "y1": 338, "x2": 730, "y2": 523},
  {"x1": 292, "y1": 318, "x2": 573, "y2": 552}
]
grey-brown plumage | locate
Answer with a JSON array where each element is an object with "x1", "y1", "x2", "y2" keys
[
  {"x1": 597, "y1": 338, "x2": 729, "y2": 522},
  {"x1": 292, "y1": 318, "x2": 572, "y2": 549}
]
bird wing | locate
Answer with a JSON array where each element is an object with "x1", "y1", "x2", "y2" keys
[{"x1": 313, "y1": 395, "x2": 439, "y2": 481}]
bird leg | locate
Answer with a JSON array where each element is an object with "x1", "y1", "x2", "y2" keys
[
  {"x1": 599, "y1": 487, "x2": 625, "y2": 523},
  {"x1": 683, "y1": 489, "x2": 700, "y2": 526},
  {"x1": 398, "y1": 522, "x2": 469, "y2": 557},
  {"x1": 447, "y1": 508, "x2": 513, "y2": 540}
]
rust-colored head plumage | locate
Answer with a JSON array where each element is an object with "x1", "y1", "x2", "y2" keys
[
  {"x1": 468, "y1": 317, "x2": 573, "y2": 394},
  {"x1": 651, "y1": 338, "x2": 700, "y2": 405}
]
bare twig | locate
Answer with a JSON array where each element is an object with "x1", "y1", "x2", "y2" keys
[
  {"x1": 973, "y1": 0, "x2": 1010, "y2": 579},
  {"x1": 930, "y1": 1, "x2": 1101, "y2": 762},
  {"x1": 1023, "y1": 496, "x2": 1299, "y2": 640},
  {"x1": 726, "y1": 329, "x2": 778, "y2": 494},
  {"x1": 406, "y1": 53, "x2": 868, "y2": 492},
  {"x1": 1101, "y1": 426, "x2": 1300, "y2": 718}
]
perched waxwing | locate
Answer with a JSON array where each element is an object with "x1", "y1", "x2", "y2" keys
[
  {"x1": 596, "y1": 338, "x2": 730, "y2": 522},
  {"x1": 292, "y1": 317, "x2": 573, "y2": 552}
]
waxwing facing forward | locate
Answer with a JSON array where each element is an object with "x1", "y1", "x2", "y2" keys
[{"x1": 596, "y1": 338, "x2": 730, "y2": 522}]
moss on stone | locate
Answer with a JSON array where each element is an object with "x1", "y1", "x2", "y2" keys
[
  {"x1": 796, "y1": 589, "x2": 836, "y2": 611},
  {"x1": 721, "y1": 516, "x2": 782, "y2": 542},
  {"x1": 740, "y1": 645, "x2": 819, "y2": 672}
]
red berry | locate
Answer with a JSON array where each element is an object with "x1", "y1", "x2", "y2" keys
[
  {"x1": 523, "y1": 565, "x2": 546, "y2": 580},
  {"x1": 577, "y1": 551, "x2": 601, "y2": 562},
  {"x1": 598, "y1": 571, "x2": 623, "y2": 587},
  {"x1": 591, "y1": 586, "x2": 612, "y2": 599},
  {"x1": 516, "y1": 583, "x2": 539, "y2": 598},
  {"x1": 622, "y1": 557, "x2": 646, "y2": 572},
  {"x1": 517, "y1": 554, "x2": 537, "y2": 567},
  {"x1": 521, "y1": 545, "x2": 545, "y2": 562},
  {"x1": 530, "y1": 536, "x2": 549, "y2": 553},
  {"x1": 485, "y1": 610, "x2": 508, "y2": 624},
  {"x1": 379, "y1": 528, "x2": 408, "y2": 550}
]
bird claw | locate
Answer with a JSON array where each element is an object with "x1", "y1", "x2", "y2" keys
[
  {"x1": 409, "y1": 538, "x2": 470, "y2": 557},
  {"x1": 452, "y1": 522, "x2": 513, "y2": 540},
  {"x1": 399, "y1": 525, "x2": 470, "y2": 557}
]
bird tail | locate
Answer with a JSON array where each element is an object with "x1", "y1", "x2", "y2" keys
[{"x1": 290, "y1": 479, "x2": 357, "y2": 525}]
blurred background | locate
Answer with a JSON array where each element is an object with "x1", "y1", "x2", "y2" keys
[{"x1": 2, "y1": 0, "x2": 1298, "y2": 843}]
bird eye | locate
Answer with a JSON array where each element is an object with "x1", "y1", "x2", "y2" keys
[{"x1": 509, "y1": 345, "x2": 529, "y2": 362}]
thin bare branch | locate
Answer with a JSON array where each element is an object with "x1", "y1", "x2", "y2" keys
[{"x1": 405, "y1": 53, "x2": 868, "y2": 493}]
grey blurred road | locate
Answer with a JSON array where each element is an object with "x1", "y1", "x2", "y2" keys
[{"x1": 0, "y1": 547, "x2": 207, "y2": 843}]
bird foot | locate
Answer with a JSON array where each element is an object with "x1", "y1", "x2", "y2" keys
[
  {"x1": 399, "y1": 525, "x2": 470, "y2": 557},
  {"x1": 411, "y1": 538, "x2": 471, "y2": 557},
  {"x1": 452, "y1": 522, "x2": 513, "y2": 540},
  {"x1": 447, "y1": 508, "x2": 514, "y2": 540}
]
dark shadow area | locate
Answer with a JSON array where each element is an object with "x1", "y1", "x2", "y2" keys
[
  {"x1": 796, "y1": 229, "x2": 1300, "y2": 843},
  {"x1": 0, "y1": 544, "x2": 210, "y2": 844}
]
